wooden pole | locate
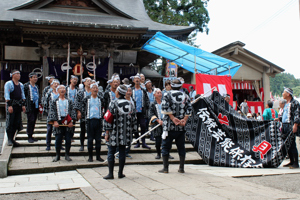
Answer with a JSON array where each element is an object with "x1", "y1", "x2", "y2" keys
[{"x1": 66, "y1": 42, "x2": 70, "y2": 85}]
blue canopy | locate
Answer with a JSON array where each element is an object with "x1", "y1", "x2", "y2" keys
[{"x1": 141, "y1": 32, "x2": 242, "y2": 76}]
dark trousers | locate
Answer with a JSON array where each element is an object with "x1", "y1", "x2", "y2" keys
[
  {"x1": 155, "y1": 136, "x2": 162, "y2": 148},
  {"x1": 107, "y1": 145, "x2": 126, "y2": 162},
  {"x1": 161, "y1": 131, "x2": 186, "y2": 157},
  {"x1": 87, "y1": 119, "x2": 102, "y2": 149},
  {"x1": 80, "y1": 121, "x2": 86, "y2": 146},
  {"x1": 46, "y1": 124, "x2": 53, "y2": 147},
  {"x1": 116, "y1": 145, "x2": 131, "y2": 156},
  {"x1": 6, "y1": 110, "x2": 22, "y2": 142},
  {"x1": 55, "y1": 127, "x2": 72, "y2": 150},
  {"x1": 26, "y1": 109, "x2": 39, "y2": 138},
  {"x1": 283, "y1": 124, "x2": 298, "y2": 156},
  {"x1": 136, "y1": 113, "x2": 146, "y2": 138}
]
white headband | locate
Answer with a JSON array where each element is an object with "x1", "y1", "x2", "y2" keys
[
  {"x1": 117, "y1": 86, "x2": 128, "y2": 95},
  {"x1": 130, "y1": 73, "x2": 141, "y2": 80},
  {"x1": 145, "y1": 80, "x2": 151, "y2": 85},
  {"x1": 46, "y1": 75, "x2": 55, "y2": 80},
  {"x1": 153, "y1": 88, "x2": 161, "y2": 94},
  {"x1": 178, "y1": 78, "x2": 184, "y2": 84},
  {"x1": 124, "y1": 84, "x2": 132, "y2": 88},
  {"x1": 171, "y1": 83, "x2": 182, "y2": 88},
  {"x1": 90, "y1": 82, "x2": 99, "y2": 89},
  {"x1": 51, "y1": 79, "x2": 60, "y2": 85},
  {"x1": 82, "y1": 78, "x2": 92, "y2": 83},
  {"x1": 56, "y1": 85, "x2": 66, "y2": 92},
  {"x1": 71, "y1": 75, "x2": 78, "y2": 80},
  {"x1": 284, "y1": 87, "x2": 293, "y2": 96},
  {"x1": 10, "y1": 71, "x2": 20, "y2": 77}
]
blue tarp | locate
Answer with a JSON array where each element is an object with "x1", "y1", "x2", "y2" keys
[{"x1": 141, "y1": 32, "x2": 242, "y2": 76}]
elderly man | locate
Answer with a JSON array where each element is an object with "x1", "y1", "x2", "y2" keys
[
  {"x1": 66, "y1": 75, "x2": 78, "y2": 103},
  {"x1": 42, "y1": 74, "x2": 55, "y2": 107},
  {"x1": 149, "y1": 88, "x2": 174, "y2": 160},
  {"x1": 275, "y1": 88, "x2": 300, "y2": 169},
  {"x1": 24, "y1": 72, "x2": 40, "y2": 143},
  {"x1": 81, "y1": 82, "x2": 104, "y2": 162},
  {"x1": 49, "y1": 85, "x2": 76, "y2": 162},
  {"x1": 44, "y1": 79, "x2": 60, "y2": 150},
  {"x1": 4, "y1": 69, "x2": 26, "y2": 146},
  {"x1": 74, "y1": 77, "x2": 92, "y2": 151},
  {"x1": 131, "y1": 73, "x2": 151, "y2": 149}
]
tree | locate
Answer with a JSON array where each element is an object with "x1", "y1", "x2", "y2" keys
[
  {"x1": 270, "y1": 73, "x2": 300, "y2": 96},
  {"x1": 143, "y1": 0, "x2": 210, "y2": 34}
]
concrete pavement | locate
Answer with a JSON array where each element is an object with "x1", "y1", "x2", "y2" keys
[{"x1": 1, "y1": 160, "x2": 300, "y2": 199}]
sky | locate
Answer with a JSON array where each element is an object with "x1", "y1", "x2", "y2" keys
[{"x1": 196, "y1": 0, "x2": 300, "y2": 78}]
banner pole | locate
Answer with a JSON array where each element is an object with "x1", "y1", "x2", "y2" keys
[{"x1": 67, "y1": 42, "x2": 70, "y2": 85}]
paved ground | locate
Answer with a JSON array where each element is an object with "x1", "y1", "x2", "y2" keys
[{"x1": 1, "y1": 160, "x2": 300, "y2": 199}]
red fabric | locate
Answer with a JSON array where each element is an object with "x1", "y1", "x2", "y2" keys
[
  {"x1": 39, "y1": 104, "x2": 43, "y2": 114},
  {"x1": 104, "y1": 109, "x2": 113, "y2": 124},
  {"x1": 271, "y1": 109, "x2": 276, "y2": 119},
  {"x1": 62, "y1": 114, "x2": 72, "y2": 125},
  {"x1": 232, "y1": 81, "x2": 254, "y2": 90},
  {"x1": 182, "y1": 83, "x2": 196, "y2": 92},
  {"x1": 259, "y1": 87, "x2": 264, "y2": 101},
  {"x1": 233, "y1": 101, "x2": 264, "y2": 114},
  {"x1": 196, "y1": 74, "x2": 233, "y2": 105}
]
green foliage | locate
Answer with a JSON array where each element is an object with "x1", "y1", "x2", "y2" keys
[
  {"x1": 143, "y1": 0, "x2": 210, "y2": 34},
  {"x1": 270, "y1": 73, "x2": 300, "y2": 97}
]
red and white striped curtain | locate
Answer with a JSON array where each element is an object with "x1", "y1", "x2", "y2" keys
[{"x1": 232, "y1": 81, "x2": 254, "y2": 90}]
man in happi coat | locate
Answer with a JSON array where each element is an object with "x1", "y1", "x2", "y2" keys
[
  {"x1": 74, "y1": 77, "x2": 92, "y2": 151},
  {"x1": 41, "y1": 74, "x2": 55, "y2": 107},
  {"x1": 24, "y1": 72, "x2": 40, "y2": 143},
  {"x1": 149, "y1": 88, "x2": 174, "y2": 160},
  {"x1": 65, "y1": 75, "x2": 78, "y2": 103},
  {"x1": 103, "y1": 85, "x2": 137, "y2": 179},
  {"x1": 103, "y1": 76, "x2": 119, "y2": 112},
  {"x1": 81, "y1": 82, "x2": 104, "y2": 162},
  {"x1": 275, "y1": 87, "x2": 300, "y2": 169},
  {"x1": 131, "y1": 73, "x2": 151, "y2": 149},
  {"x1": 159, "y1": 78, "x2": 192, "y2": 173},
  {"x1": 4, "y1": 69, "x2": 26, "y2": 146},
  {"x1": 48, "y1": 85, "x2": 76, "y2": 162},
  {"x1": 44, "y1": 79, "x2": 60, "y2": 150}
]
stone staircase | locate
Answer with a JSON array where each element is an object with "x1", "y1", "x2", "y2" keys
[{"x1": 8, "y1": 121, "x2": 204, "y2": 175}]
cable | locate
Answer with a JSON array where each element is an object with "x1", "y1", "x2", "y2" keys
[{"x1": 242, "y1": 0, "x2": 297, "y2": 40}]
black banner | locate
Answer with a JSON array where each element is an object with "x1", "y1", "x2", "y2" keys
[{"x1": 186, "y1": 91, "x2": 294, "y2": 168}]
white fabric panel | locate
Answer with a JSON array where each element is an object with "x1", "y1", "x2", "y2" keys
[
  {"x1": 218, "y1": 84, "x2": 227, "y2": 96},
  {"x1": 203, "y1": 83, "x2": 212, "y2": 97}
]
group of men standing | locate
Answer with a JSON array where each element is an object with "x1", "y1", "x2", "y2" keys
[
  {"x1": 4, "y1": 70, "x2": 192, "y2": 179},
  {"x1": 5, "y1": 69, "x2": 299, "y2": 179}
]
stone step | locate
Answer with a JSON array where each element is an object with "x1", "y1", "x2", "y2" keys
[
  {"x1": 8, "y1": 151, "x2": 204, "y2": 176},
  {"x1": 11, "y1": 144, "x2": 196, "y2": 158}
]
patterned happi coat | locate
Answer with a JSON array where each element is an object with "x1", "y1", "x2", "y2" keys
[
  {"x1": 162, "y1": 90, "x2": 192, "y2": 132},
  {"x1": 148, "y1": 101, "x2": 163, "y2": 137},
  {"x1": 131, "y1": 87, "x2": 150, "y2": 118},
  {"x1": 104, "y1": 98, "x2": 137, "y2": 146},
  {"x1": 41, "y1": 85, "x2": 51, "y2": 106},
  {"x1": 279, "y1": 97, "x2": 300, "y2": 136},
  {"x1": 103, "y1": 90, "x2": 117, "y2": 112},
  {"x1": 48, "y1": 97, "x2": 77, "y2": 135},
  {"x1": 24, "y1": 82, "x2": 40, "y2": 113},
  {"x1": 74, "y1": 89, "x2": 90, "y2": 120},
  {"x1": 43, "y1": 89, "x2": 58, "y2": 114}
]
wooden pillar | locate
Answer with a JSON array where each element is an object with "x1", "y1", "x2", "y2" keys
[
  {"x1": 42, "y1": 44, "x2": 50, "y2": 89},
  {"x1": 263, "y1": 67, "x2": 270, "y2": 107},
  {"x1": 107, "y1": 47, "x2": 115, "y2": 79}
]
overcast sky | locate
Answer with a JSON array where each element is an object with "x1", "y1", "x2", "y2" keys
[{"x1": 196, "y1": 0, "x2": 300, "y2": 78}]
